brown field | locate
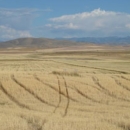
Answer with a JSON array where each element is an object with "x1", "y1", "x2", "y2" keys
[{"x1": 0, "y1": 48, "x2": 130, "y2": 130}]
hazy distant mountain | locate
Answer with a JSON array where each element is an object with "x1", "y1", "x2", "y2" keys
[
  {"x1": 0, "y1": 37, "x2": 86, "y2": 49},
  {"x1": 0, "y1": 36, "x2": 130, "y2": 49},
  {"x1": 57, "y1": 36, "x2": 130, "y2": 45}
]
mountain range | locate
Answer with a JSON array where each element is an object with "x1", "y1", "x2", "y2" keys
[
  {"x1": 57, "y1": 36, "x2": 130, "y2": 45},
  {"x1": 0, "y1": 36, "x2": 130, "y2": 49},
  {"x1": 0, "y1": 37, "x2": 86, "y2": 49}
]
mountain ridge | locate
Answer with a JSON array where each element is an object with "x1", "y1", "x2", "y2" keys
[
  {"x1": 56, "y1": 36, "x2": 130, "y2": 45},
  {"x1": 0, "y1": 37, "x2": 87, "y2": 49},
  {"x1": 0, "y1": 37, "x2": 130, "y2": 50}
]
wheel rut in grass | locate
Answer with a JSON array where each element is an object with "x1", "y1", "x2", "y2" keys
[
  {"x1": 33, "y1": 75, "x2": 80, "y2": 104},
  {"x1": 62, "y1": 76, "x2": 70, "y2": 117},
  {"x1": 53, "y1": 75, "x2": 62, "y2": 113},
  {"x1": 11, "y1": 74, "x2": 55, "y2": 107},
  {"x1": 120, "y1": 75, "x2": 130, "y2": 82},
  {"x1": 92, "y1": 76, "x2": 130, "y2": 103},
  {"x1": 48, "y1": 60, "x2": 129, "y2": 74},
  {"x1": 74, "y1": 87, "x2": 102, "y2": 104},
  {"x1": 112, "y1": 76, "x2": 130, "y2": 92},
  {"x1": 0, "y1": 81, "x2": 30, "y2": 110}
]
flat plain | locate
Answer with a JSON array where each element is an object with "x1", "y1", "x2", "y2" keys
[{"x1": 0, "y1": 47, "x2": 130, "y2": 130}]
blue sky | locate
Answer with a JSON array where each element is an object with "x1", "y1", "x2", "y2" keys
[{"x1": 0, "y1": 0, "x2": 130, "y2": 41}]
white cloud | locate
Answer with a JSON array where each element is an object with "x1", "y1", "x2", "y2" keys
[
  {"x1": 50, "y1": 8, "x2": 116, "y2": 22},
  {"x1": 0, "y1": 25, "x2": 31, "y2": 40},
  {"x1": 47, "y1": 8, "x2": 130, "y2": 37},
  {"x1": 0, "y1": 8, "x2": 50, "y2": 40},
  {"x1": 45, "y1": 23, "x2": 79, "y2": 29}
]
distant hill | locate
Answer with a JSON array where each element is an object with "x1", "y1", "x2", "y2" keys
[
  {"x1": 0, "y1": 37, "x2": 87, "y2": 49},
  {"x1": 57, "y1": 36, "x2": 130, "y2": 45},
  {"x1": 0, "y1": 37, "x2": 130, "y2": 50}
]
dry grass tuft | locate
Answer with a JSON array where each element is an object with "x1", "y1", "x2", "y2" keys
[
  {"x1": 52, "y1": 70, "x2": 81, "y2": 77},
  {"x1": 118, "y1": 122, "x2": 130, "y2": 130}
]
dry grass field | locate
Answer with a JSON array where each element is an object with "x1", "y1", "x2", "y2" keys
[{"x1": 0, "y1": 49, "x2": 130, "y2": 130}]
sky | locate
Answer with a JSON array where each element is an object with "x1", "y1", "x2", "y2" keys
[{"x1": 0, "y1": 0, "x2": 130, "y2": 41}]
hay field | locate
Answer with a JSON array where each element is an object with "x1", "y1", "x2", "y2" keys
[{"x1": 0, "y1": 50, "x2": 130, "y2": 130}]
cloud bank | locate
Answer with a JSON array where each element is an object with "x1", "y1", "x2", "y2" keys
[
  {"x1": 0, "y1": 8, "x2": 50, "y2": 41},
  {"x1": 0, "y1": 25, "x2": 31, "y2": 40},
  {"x1": 46, "y1": 8, "x2": 130, "y2": 37},
  {"x1": 0, "y1": 8, "x2": 130, "y2": 40},
  {"x1": 0, "y1": 8, "x2": 36, "y2": 40}
]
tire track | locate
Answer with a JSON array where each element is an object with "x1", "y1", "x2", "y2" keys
[
  {"x1": 92, "y1": 76, "x2": 111, "y2": 92},
  {"x1": 11, "y1": 74, "x2": 55, "y2": 107},
  {"x1": 112, "y1": 76, "x2": 130, "y2": 92},
  {"x1": 34, "y1": 75, "x2": 81, "y2": 104},
  {"x1": 68, "y1": 84, "x2": 108, "y2": 105},
  {"x1": 120, "y1": 76, "x2": 130, "y2": 82},
  {"x1": 0, "y1": 82, "x2": 30, "y2": 110},
  {"x1": 34, "y1": 75, "x2": 86, "y2": 116},
  {"x1": 48, "y1": 60, "x2": 129, "y2": 74},
  {"x1": 74, "y1": 87, "x2": 102, "y2": 104},
  {"x1": 61, "y1": 83, "x2": 95, "y2": 106},
  {"x1": 92, "y1": 76, "x2": 130, "y2": 103},
  {"x1": 81, "y1": 81, "x2": 103, "y2": 92},
  {"x1": 53, "y1": 75, "x2": 61, "y2": 113},
  {"x1": 68, "y1": 79, "x2": 102, "y2": 92},
  {"x1": 62, "y1": 76, "x2": 70, "y2": 117}
]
